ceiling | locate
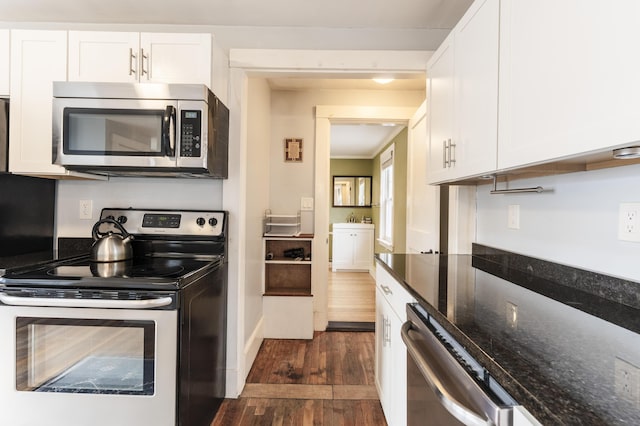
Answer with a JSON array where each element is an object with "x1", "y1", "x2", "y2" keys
[
  {"x1": 0, "y1": 0, "x2": 473, "y2": 29},
  {"x1": 331, "y1": 123, "x2": 405, "y2": 159},
  {"x1": 0, "y1": 0, "x2": 472, "y2": 157}
]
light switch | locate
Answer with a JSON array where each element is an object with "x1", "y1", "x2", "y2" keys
[{"x1": 301, "y1": 197, "x2": 314, "y2": 211}]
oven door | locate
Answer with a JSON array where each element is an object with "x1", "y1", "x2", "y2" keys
[
  {"x1": 0, "y1": 295, "x2": 177, "y2": 426},
  {"x1": 53, "y1": 97, "x2": 180, "y2": 169}
]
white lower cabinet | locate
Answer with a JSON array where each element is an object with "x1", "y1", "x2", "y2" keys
[
  {"x1": 332, "y1": 223, "x2": 374, "y2": 272},
  {"x1": 375, "y1": 263, "x2": 415, "y2": 426}
]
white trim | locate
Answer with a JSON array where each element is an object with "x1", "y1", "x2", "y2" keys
[
  {"x1": 242, "y1": 316, "x2": 264, "y2": 391},
  {"x1": 377, "y1": 238, "x2": 394, "y2": 252},
  {"x1": 230, "y1": 49, "x2": 431, "y2": 74}
]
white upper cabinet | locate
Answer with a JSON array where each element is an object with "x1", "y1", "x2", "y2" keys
[
  {"x1": 68, "y1": 31, "x2": 139, "y2": 82},
  {"x1": 497, "y1": 0, "x2": 640, "y2": 170},
  {"x1": 9, "y1": 30, "x2": 71, "y2": 176},
  {"x1": 426, "y1": 33, "x2": 455, "y2": 184},
  {"x1": 0, "y1": 30, "x2": 9, "y2": 96},
  {"x1": 68, "y1": 32, "x2": 212, "y2": 85},
  {"x1": 427, "y1": 0, "x2": 500, "y2": 184}
]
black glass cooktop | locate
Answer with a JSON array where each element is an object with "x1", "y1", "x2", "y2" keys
[{"x1": 0, "y1": 254, "x2": 223, "y2": 290}]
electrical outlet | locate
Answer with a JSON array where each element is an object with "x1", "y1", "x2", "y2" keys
[
  {"x1": 79, "y1": 200, "x2": 92, "y2": 219},
  {"x1": 506, "y1": 301, "x2": 518, "y2": 329},
  {"x1": 618, "y1": 203, "x2": 640, "y2": 242},
  {"x1": 615, "y1": 357, "x2": 639, "y2": 405},
  {"x1": 507, "y1": 205, "x2": 520, "y2": 229}
]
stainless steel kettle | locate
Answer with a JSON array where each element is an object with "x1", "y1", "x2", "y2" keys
[{"x1": 90, "y1": 218, "x2": 134, "y2": 262}]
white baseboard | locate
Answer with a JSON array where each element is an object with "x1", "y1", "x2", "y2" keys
[
  {"x1": 243, "y1": 316, "x2": 264, "y2": 383},
  {"x1": 225, "y1": 316, "x2": 264, "y2": 398}
]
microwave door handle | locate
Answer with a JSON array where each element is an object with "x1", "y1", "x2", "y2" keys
[{"x1": 163, "y1": 105, "x2": 176, "y2": 157}]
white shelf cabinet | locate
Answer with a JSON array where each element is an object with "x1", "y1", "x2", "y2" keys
[
  {"x1": 427, "y1": 0, "x2": 500, "y2": 184},
  {"x1": 68, "y1": 31, "x2": 212, "y2": 85},
  {"x1": 375, "y1": 263, "x2": 415, "y2": 426},
  {"x1": 262, "y1": 236, "x2": 314, "y2": 339},
  {"x1": 331, "y1": 223, "x2": 374, "y2": 272}
]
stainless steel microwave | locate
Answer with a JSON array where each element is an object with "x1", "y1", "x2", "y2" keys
[{"x1": 52, "y1": 82, "x2": 228, "y2": 178}]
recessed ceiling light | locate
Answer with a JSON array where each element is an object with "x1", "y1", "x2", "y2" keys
[
  {"x1": 373, "y1": 78, "x2": 394, "y2": 85},
  {"x1": 613, "y1": 146, "x2": 640, "y2": 159}
]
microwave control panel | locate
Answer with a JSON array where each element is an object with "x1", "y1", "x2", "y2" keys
[{"x1": 180, "y1": 110, "x2": 202, "y2": 157}]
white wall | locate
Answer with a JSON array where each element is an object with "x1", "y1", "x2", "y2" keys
[
  {"x1": 243, "y1": 77, "x2": 271, "y2": 364},
  {"x1": 269, "y1": 88, "x2": 425, "y2": 214},
  {"x1": 476, "y1": 163, "x2": 640, "y2": 281},
  {"x1": 56, "y1": 177, "x2": 223, "y2": 237}
]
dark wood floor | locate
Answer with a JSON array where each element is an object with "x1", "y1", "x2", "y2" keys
[{"x1": 211, "y1": 331, "x2": 387, "y2": 425}]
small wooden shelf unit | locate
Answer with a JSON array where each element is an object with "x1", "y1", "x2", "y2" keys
[{"x1": 263, "y1": 237, "x2": 312, "y2": 296}]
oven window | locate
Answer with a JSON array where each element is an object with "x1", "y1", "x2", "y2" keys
[
  {"x1": 63, "y1": 108, "x2": 163, "y2": 155},
  {"x1": 15, "y1": 318, "x2": 155, "y2": 395}
]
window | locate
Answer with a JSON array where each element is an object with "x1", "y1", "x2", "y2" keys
[{"x1": 379, "y1": 144, "x2": 394, "y2": 249}]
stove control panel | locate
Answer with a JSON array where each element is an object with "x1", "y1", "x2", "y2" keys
[{"x1": 101, "y1": 208, "x2": 226, "y2": 237}]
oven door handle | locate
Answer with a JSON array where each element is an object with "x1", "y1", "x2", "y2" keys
[
  {"x1": 0, "y1": 293, "x2": 173, "y2": 309},
  {"x1": 401, "y1": 321, "x2": 492, "y2": 426}
]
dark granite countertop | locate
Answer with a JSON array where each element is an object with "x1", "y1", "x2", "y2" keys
[
  {"x1": 0, "y1": 250, "x2": 55, "y2": 274},
  {"x1": 376, "y1": 244, "x2": 640, "y2": 425}
]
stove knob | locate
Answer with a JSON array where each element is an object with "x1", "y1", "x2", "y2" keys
[
  {"x1": 209, "y1": 217, "x2": 218, "y2": 227},
  {"x1": 196, "y1": 217, "x2": 206, "y2": 226},
  {"x1": 117, "y1": 216, "x2": 127, "y2": 224}
]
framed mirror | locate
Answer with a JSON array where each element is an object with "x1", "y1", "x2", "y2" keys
[{"x1": 332, "y1": 176, "x2": 372, "y2": 207}]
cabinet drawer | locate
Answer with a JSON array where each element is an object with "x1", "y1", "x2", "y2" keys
[{"x1": 375, "y1": 263, "x2": 415, "y2": 321}]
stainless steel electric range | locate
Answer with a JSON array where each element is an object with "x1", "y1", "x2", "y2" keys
[{"x1": 0, "y1": 208, "x2": 228, "y2": 426}]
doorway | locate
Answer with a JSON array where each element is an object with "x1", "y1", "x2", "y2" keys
[{"x1": 327, "y1": 121, "x2": 407, "y2": 328}]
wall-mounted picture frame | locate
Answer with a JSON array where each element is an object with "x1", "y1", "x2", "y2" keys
[{"x1": 284, "y1": 138, "x2": 303, "y2": 162}]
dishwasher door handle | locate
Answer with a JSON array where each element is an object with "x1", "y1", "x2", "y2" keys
[{"x1": 401, "y1": 321, "x2": 491, "y2": 426}]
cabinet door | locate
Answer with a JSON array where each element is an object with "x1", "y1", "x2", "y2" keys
[
  {"x1": 140, "y1": 33, "x2": 211, "y2": 85},
  {"x1": 68, "y1": 31, "x2": 139, "y2": 82},
  {"x1": 388, "y1": 309, "x2": 407, "y2": 426},
  {"x1": 331, "y1": 229, "x2": 352, "y2": 271},
  {"x1": 0, "y1": 29, "x2": 9, "y2": 96},
  {"x1": 375, "y1": 287, "x2": 393, "y2": 422},
  {"x1": 351, "y1": 229, "x2": 373, "y2": 270},
  {"x1": 9, "y1": 30, "x2": 69, "y2": 175},
  {"x1": 452, "y1": 0, "x2": 499, "y2": 178},
  {"x1": 426, "y1": 33, "x2": 455, "y2": 184},
  {"x1": 406, "y1": 102, "x2": 440, "y2": 253},
  {"x1": 498, "y1": 0, "x2": 640, "y2": 169}
]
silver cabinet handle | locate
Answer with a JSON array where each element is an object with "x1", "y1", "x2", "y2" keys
[
  {"x1": 385, "y1": 319, "x2": 391, "y2": 346},
  {"x1": 129, "y1": 48, "x2": 137, "y2": 77},
  {"x1": 401, "y1": 321, "x2": 491, "y2": 426},
  {"x1": 380, "y1": 285, "x2": 393, "y2": 296},
  {"x1": 443, "y1": 139, "x2": 448, "y2": 167},
  {"x1": 449, "y1": 138, "x2": 456, "y2": 165},
  {"x1": 140, "y1": 48, "x2": 149, "y2": 79},
  {"x1": 0, "y1": 293, "x2": 173, "y2": 310}
]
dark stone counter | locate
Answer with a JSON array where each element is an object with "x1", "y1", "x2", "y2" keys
[{"x1": 376, "y1": 244, "x2": 640, "y2": 425}]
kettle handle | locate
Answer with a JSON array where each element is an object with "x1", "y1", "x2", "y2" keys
[{"x1": 92, "y1": 218, "x2": 132, "y2": 241}]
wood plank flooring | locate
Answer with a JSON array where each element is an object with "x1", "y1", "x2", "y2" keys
[
  {"x1": 211, "y1": 331, "x2": 387, "y2": 426},
  {"x1": 327, "y1": 270, "x2": 376, "y2": 323}
]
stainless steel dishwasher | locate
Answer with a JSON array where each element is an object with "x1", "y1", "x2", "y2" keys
[{"x1": 402, "y1": 304, "x2": 518, "y2": 426}]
